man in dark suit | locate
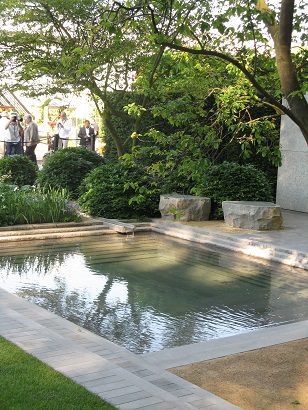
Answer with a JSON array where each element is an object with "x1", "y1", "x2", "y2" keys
[{"x1": 78, "y1": 120, "x2": 95, "y2": 149}]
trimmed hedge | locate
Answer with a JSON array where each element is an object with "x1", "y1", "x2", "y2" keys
[
  {"x1": 37, "y1": 147, "x2": 105, "y2": 199},
  {"x1": 78, "y1": 162, "x2": 160, "y2": 219},
  {"x1": 194, "y1": 162, "x2": 274, "y2": 219},
  {"x1": 0, "y1": 155, "x2": 38, "y2": 186}
]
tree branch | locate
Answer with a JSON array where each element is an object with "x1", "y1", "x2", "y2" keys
[{"x1": 161, "y1": 41, "x2": 302, "y2": 127}]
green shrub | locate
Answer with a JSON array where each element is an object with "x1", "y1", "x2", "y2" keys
[
  {"x1": 0, "y1": 155, "x2": 38, "y2": 186},
  {"x1": 0, "y1": 185, "x2": 81, "y2": 226},
  {"x1": 78, "y1": 162, "x2": 161, "y2": 219},
  {"x1": 37, "y1": 147, "x2": 105, "y2": 199},
  {"x1": 193, "y1": 162, "x2": 274, "y2": 219}
]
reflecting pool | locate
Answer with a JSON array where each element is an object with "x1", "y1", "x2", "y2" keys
[{"x1": 0, "y1": 233, "x2": 307, "y2": 354}]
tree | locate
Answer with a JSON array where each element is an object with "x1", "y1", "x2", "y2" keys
[
  {"x1": 0, "y1": 0, "x2": 306, "y2": 155},
  {"x1": 0, "y1": 0, "x2": 161, "y2": 156},
  {"x1": 117, "y1": 0, "x2": 308, "y2": 143}
]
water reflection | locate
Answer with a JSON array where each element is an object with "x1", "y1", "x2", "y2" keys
[{"x1": 0, "y1": 234, "x2": 307, "y2": 354}]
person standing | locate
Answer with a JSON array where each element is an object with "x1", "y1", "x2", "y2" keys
[
  {"x1": 56, "y1": 111, "x2": 72, "y2": 149},
  {"x1": 91, "y1": 118, "x2": 99, "y2": 136},
  {"x1": 0, "y1": 111, "x2": 9, "y2": 158},
  {"x1": 78, "y1": 120, "x2": 95, "y2": 149},
  {"x1": 4, "y1": 112, "x2": 23, "y2": 156},
  {"x1": 23, "y1": 114, "x2": 40, "y2": 164}
]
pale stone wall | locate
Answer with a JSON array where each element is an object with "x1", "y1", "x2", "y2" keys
[{"x1": 276, "y1": 94, "x2": 308, "y2": 213}]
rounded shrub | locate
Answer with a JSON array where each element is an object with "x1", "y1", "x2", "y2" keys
[
  {"x1": 37, "y1": 147, "x2": 105, "y2": 199},
  {"x1": 78, "y1": 162, "x2": 161, "y2": 219},
  {"x1": 0, "y1": 155, "x2": 38, "y2": 186},
  {"x1": 194, "y1": 162, "x2": 274, "y2": 219}
]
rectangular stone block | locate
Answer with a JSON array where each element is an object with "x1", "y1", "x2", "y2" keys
[
  {"x1": 222, "y1": 201, "x2": 283, "y2": 230},
  {"x1": 159, "y1": 194, "x2": 211, "y2": 222}
]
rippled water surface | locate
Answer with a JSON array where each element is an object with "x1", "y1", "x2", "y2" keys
[{"x1": 0, "y1": 233, "x2": 307, "y2": 354}]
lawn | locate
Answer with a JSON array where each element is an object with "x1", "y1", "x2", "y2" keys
[{"x1": 0, "y1": 336, "x2": 117, "y2": 410}]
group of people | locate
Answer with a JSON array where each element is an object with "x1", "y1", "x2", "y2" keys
[
  {"x1": 0, "y1": 111, "x2": 40, "y2": 164},
  {"x1": 55, "y1": 112, "x2": 98, "y2": 149},
  {"x1": 0, "y1": 109, "x2": 99, "y2": 164}
]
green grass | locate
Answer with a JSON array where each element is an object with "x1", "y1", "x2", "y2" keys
[{"x1": 0, "y1": 336, "x2": 117, "y2": 410}]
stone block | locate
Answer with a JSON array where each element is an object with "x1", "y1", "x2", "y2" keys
[
  {"x1": 159, "y1": 194, "x2": 211, "y2": 222},
  {"x1": 222, "y1": 201, "x2": 283, "y2": 230}
]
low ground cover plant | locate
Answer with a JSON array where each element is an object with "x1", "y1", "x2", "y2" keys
[
  {"x1": 0, "y1": 184, "x2": 80, "y2": 226},
  {"x1": 193, "y1": 162, "x2": 274, "y2": 219},
  {"x1": 0, "y1": 336, "x2": 116, "y2": 410},
  {"x1": 37, "y1": 147, "x2": 105, "y2": 199}
]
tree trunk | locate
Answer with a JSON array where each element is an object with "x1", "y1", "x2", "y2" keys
[
  {"x1": 103, "y1": 110, "x2": 125, "y2": 157},
  {"x1": 258, "y1": 0, "x2": 308, "y2": 143}
]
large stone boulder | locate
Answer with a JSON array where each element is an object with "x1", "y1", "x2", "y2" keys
[
  {"x1": 159, "y1": 194, "x2": 211, "y2": 221},
  {"x1": 222, "y1": 201, "x2": 283, "y2": 230}
]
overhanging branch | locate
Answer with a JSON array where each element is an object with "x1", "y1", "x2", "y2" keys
[{"x1": 161, "y1": 41, "x2": 302, "y2": 127}]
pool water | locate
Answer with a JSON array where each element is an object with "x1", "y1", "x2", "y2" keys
[{"x1": 0, "y1": 233, "x2": 307, "y2": 354}]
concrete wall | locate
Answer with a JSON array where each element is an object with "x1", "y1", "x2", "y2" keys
[{"x1": 276, "y1": 95, "x2": 308, "y2": 212}]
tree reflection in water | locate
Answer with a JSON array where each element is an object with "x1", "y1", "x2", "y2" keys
[{"x1": 0, "y1": 234, "x2": 307, "y2": 354}]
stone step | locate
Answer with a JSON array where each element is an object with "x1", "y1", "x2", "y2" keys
[
  {"x1": 0, "y1": 228, "x2": 116, "y2": 243},
  {"x1": 151, "y1": 221, "x2": 308, "y2": 270},
  {"x1": 0, "y1": 224, "x2": 110, "y2": 237},
  {"x1": 0, "y1": 220, "x2": 105, "y2": 232},
  {"x1": 0, "y1": 219, "x2": 153, "y2": 242},
  {"x1": 97, "y1": 218, "x2": 152, "y2": 234},
  {"x1": 134, "y1": 225, "x2": 152, "y2": 232}
]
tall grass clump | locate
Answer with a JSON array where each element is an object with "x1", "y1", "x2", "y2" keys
[{"x1": 0, "y1": 185, "x2": 81, "y2": 226}]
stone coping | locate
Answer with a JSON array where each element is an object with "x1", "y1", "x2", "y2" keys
[
  {"x1": 150, "y1": 220, "x2": 308, "y2": 270},
  {"x1": 0, "y1": 213, "x2": 307, "y2": 269}
]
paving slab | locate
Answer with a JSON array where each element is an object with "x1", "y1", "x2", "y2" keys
[
  {"x1": 0, "y1": 287, "x2": 239, "y2": 409},
  {"x1": 142, "y1": 319, "x2": 308, "y2": 369},
  {"x1": 0, "y1": 209, "x2": 307, "y2": 409}
]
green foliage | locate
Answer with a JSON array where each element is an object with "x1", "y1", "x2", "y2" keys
[
  {"x1": 0, "y1": 155, "x2": 38, "y2": 186},
  {"x1": 193, "y1": 162, "x2": 274, "y2": 219},
  {"x1": 169, "y1": 207, "x2": 184, "y2": 221},
  {"x1": 104, "y1": 49, "x2": 281, "y2": 174},
  {"x1": 0, "y1": 0, "x2": 307, "y2": 155},
  {"x1": 78, "y1": 162, "x2": 160, "y2": 219},
  {"x1": 122, "y1": 129, "x2": 211, "y2": 194},
  {"x1": 0, "y1": 185, "x2": 81, "y2": 226},
  {"x1": 0, "y1": 336, "x2": 116, "y2": 409},
  {"x1": 37, "y1": 147, "x2": 105, "y2": 199}
]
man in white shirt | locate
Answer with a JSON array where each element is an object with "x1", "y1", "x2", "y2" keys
[
  {"x1": 56, "y1": 111, "x2": 72, "y2": 149},
  {"x1": 4, "y1": 112, "x2": 23, "y2": 156}
]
